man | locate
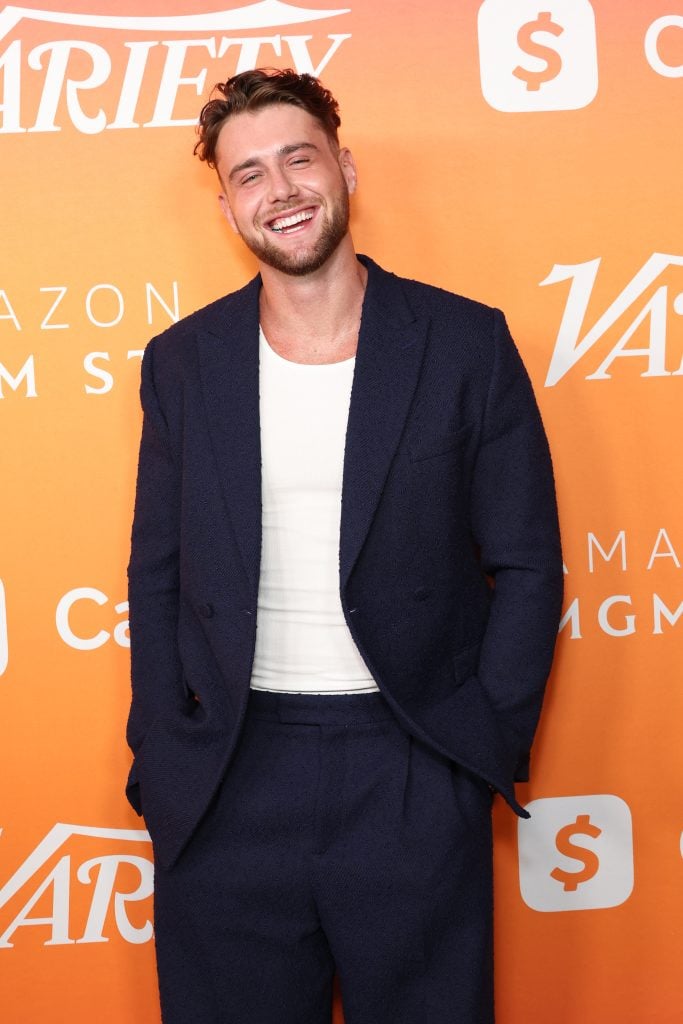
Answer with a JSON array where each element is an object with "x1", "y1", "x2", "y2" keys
[{"x1": 126, "y1": 68, "x2": 563, "y2": 1024}]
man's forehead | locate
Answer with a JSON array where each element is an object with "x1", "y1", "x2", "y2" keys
[{"x1": 216, "y1": 105, "x2": 330, "y2": 164}]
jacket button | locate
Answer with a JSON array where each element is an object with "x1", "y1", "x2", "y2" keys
[
  {"x1": 413, "y1": 586, "x2": 430, "y2": 601},
  {"x1": 199, "y1": 603, "x2": 214, "y2": 618}
]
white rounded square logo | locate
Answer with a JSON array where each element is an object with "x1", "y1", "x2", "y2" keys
[
  {"x1": 518, "y1": 795, "x2": 634, "y2": 912},
  {"x1": 478, "y1": 0, "x2": 599, "y2": 112}
]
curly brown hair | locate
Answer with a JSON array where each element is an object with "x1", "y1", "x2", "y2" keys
[{"x1": 194, "y1": 68, "x2": 342, "y2": 169}]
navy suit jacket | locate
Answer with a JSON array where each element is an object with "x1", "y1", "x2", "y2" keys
[{"x1": 126, "y1": 256, "x2": 563, "y2": 869}]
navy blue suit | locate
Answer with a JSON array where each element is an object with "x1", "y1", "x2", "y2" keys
[{"x1": 126, "y1": 255, "x2": 562, "y2": 1022}]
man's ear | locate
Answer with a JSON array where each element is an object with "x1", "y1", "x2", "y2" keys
[
  {"x1": 218, "y1": 192, "x2": 239, "y2": 234},
  {"x1": 339, "y1": 147, "x2": 358, "y2": 195}
]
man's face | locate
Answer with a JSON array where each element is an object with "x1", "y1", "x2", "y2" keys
[{"x1": 215, "y1": 104, "x2": 357, "y2": 276}]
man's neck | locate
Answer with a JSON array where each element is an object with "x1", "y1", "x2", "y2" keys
[{"x1": 258, "y1": 238, "x2": 367, "y2": 365}]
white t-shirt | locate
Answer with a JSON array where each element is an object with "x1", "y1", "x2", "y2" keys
[{"x1": 249, "y1": 328, "x2": 378, "y2": 694}]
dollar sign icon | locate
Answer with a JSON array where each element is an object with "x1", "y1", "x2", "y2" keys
[
  {"x1": 513, "y1": 11, "x2": 563, "y2": 92},
  {"x1": 550, "y1": 813, "x2": 601, "y2": 892}
]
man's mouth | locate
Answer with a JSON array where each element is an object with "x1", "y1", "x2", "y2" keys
[{"x1": 268, "y1": 209, "x2": 315, "y2": 233}]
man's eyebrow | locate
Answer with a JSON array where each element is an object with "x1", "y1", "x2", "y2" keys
[
  {"x1": 279, "y1": 142, "x2": 318, "y2": 157},
  {"x1": 228, "y1": 142, "x2": 319, "y2": 182}
]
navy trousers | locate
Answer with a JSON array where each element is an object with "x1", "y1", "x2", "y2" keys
[{"x1": 152, "y1": 688, "x2": 495, "y2": 1023}]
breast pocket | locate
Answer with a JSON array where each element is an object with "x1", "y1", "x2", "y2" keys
[{"x1": 409, "y1": 424, "x2": 471, "y2": 463}]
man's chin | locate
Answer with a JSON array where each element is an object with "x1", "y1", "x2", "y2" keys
[
  {"x1": 261, "y1": 249, "x2": 335, "y2": 277},
  {"x1": 242, "y1": 208, "x2": 350, "y2": 277},
  {"x1": 246, "y1": 235, "x2": 339, "y2": 277}
]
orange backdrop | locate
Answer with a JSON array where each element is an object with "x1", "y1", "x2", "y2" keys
[{"x1": 1, "y1": 2, "x2": 682, "y2": 1021}]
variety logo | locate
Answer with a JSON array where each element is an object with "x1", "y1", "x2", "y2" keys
[
  {"x1": 477, "y1": 0, "x2": 598, "y2": 112},
  {"x1": 0, "y1": 580, "x2": 7, "y2": 676},
  {"x1": 0, "y1": 823, "x2": 152, "y2": 948},
  {"x1": 0, "y1": 2, "x2": 352, "y2": 134},
  {"x1": 518, "y1": 795, "x2": 634, "y2": 912},
  {"x1": 543, "y1": 254, "x2": 683, "y2": 386}
]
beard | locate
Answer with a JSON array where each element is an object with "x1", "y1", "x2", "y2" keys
[{"x1": 238, "y1": 183, "x2": 350, "y2": 277}]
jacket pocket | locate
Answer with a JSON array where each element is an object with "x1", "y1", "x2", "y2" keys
[
  {"x1": 409, "y1": 424, "x2": 471, "y2": 462},
  {"x1": 452, "y1": 638, "x2": 483, "y2": 685}
]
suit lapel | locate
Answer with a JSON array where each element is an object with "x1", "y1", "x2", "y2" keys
[
  {"x1": 340, "y1": 259, "x2": 429, "y2": 588},
  {"x1": 197, "y1": 277, "x2": 262, "y2": 600}
]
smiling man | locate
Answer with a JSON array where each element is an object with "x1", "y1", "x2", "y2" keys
[{"x1": 125, "y1": 69, "x2": 563, "y2": 1024}]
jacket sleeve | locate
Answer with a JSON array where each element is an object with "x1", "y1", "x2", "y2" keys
[
  {"x1": 125, "y1": 338, "x2": 184, "y2": 809},
  {"x1": 470, "y1": 309, "x2": 564, "y2": 781}
]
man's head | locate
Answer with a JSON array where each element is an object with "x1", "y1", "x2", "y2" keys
[{"x1": 195, "y1": 69, "x2": 356, "y2": 277}]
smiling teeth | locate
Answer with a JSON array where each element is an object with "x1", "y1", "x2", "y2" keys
[{"x1": 271, "y1": 210, "x2": 314, "y2": 232}]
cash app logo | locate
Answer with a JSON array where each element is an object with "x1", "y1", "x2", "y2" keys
[
  {"x1": 478, "y1": 0, "x2": 598, "y2": 112},
  {"x1": 549, "y1": 813, "x2": 601, "y2": 890},
  {"x1": 513, "y1": 11, "x2": 563, "y2": 92},
  {"x1": 518, "y1": 796, "x2": 634, "y2": 912}
]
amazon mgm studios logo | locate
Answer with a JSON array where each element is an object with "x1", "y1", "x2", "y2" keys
[{"x1": 0, "y1": 1, "x2": 352, "y2": 134}]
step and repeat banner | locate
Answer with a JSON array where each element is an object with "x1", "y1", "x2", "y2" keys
[{"x1": 1, "y1": 1, "x2": 681, "y2": 1021}]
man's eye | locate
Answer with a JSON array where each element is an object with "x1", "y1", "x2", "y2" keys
[
  {"x1": 290, "y1": 157, "x2": 310, "y2": 166},
  {"x1": 241, "y1": 173, "x2": 260, "y2": 185}
]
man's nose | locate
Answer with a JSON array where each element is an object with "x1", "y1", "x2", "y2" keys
[{"x1": 266, "y1": 165, "x2": 299, "y2": 203}]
